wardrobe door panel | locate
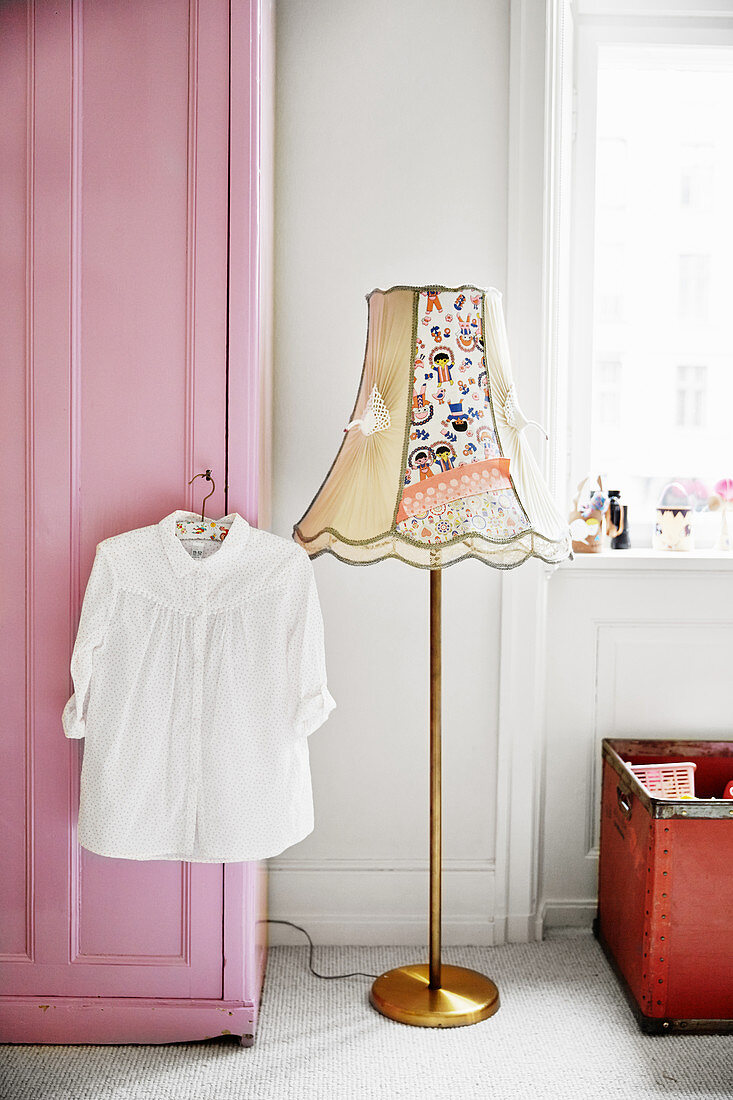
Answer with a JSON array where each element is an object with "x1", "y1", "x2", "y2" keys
[
  {"x1": 0, "y1": 0, "x2": 230, "y2": 999},
  {"x1": 0, "y1": 0, "x2": 33, "y2": 964}
]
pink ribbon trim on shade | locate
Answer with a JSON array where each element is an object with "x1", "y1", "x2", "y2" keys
[{"x1": 396, "y1": 458, "x2": 511, "y2": 524}]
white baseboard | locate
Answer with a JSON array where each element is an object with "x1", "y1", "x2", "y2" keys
[
  {"x1": 266, "y1": 862, "x2": 597, "y2": 944},
  {"x1": 269, "y1": 858, "x2": 495, "y2": 873},
  {"x1": 267, "y1": 857, "x2": 497, "y2": 946},
  {"x1": 266, "y1": 915, "x2": 498, "y2": 947},
  {"x1": 540, "y1": 899, "x2": 596, "y2": 933},
  {"x1": 504, "y1": 913, "x2": 544, "y2": 944}
]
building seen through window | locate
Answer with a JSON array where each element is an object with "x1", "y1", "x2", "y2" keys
[
  {"x1": 676, "y1": 364, "x2": 707, "y2": 429},
  {"x1": 594, "y1": 361, "x2": 623, "y2": 428},
  {"x1": 589, "y1": 49, "x2": 733, "y2": 535},
  {"x1": 680, "y1": 142, "x2": 714, "y2": 211},
  {"x1": 678, "y1": 254, "x2": 710, "y2": 322}
]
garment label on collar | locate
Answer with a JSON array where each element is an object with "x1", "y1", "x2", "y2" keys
[{"x1": 186, "y1": 542, "x2": 220, "y2": 560}]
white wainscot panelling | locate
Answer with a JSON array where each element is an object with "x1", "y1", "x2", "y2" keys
[
  {"x1": 591, "y1": 622, "x2": 733, "y2": 851},
  {"x1": 541, "y1": 571, "x2": 733, "y2": 933}
]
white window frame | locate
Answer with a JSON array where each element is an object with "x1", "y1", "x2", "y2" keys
[{"x1": 564, "y1": 0, "x2": 733, "y2": 548}]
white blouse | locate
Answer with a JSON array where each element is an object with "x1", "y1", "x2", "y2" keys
[{"x1": 62, "y1": 510, "x2": 336, "y2": 862}]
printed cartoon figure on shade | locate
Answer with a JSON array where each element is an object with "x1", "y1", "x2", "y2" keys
[
  {"x1": 456, "y1": 315, "x2": 477, "y2": 352},
  {"x1": 411, "y1": 382, "x2": 434, "y2": 426},
  {"x1": 410, "y1": 445, "x2": 436, "y2": 480},
  {"x1": 429, "y1": 347, "x2": 454, "y2": 384},
  {"x1": 446, "y1": 401, "x2": 469, "y2": 432},
  {"x1": 475, "y1": 425, "x2": 494, "y2": 458},
  {"x1": 434, "y1": 443, "x2": 455, "y2": 472},
  {"x1": 293, "y1": 285, "x2": 570, "y2": 567}
]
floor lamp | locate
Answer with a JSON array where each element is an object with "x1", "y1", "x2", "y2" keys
[{"x1": 293, "y1": 284, "x2": 570, "y2": 1027}]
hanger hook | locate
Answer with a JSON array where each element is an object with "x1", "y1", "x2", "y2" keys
[{"x1": 187, "y1": 469, "x2": 216, "y2": 522}]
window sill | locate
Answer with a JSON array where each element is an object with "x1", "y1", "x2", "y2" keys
[{"x1": 556, "y1": 549, "x2": 733, "y2": 574}]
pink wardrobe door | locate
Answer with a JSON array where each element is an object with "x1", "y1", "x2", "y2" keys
[{"x1": 0, "y1": 0, "x2": 231, "y2": 998}]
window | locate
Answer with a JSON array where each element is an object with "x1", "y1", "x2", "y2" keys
[
  {"x1": 675, "y1": 365, "x2": 707, "y2": 429},
  {"x1": 680, "y1": 142, "x2": 714, "y2": 211},
  {"x1": 678, "y1": 254, "x2": 710, "y2": 322},
  {"x1": 594, "y1": 360, "x2": 622, "y2": 428},
  {"x1": 568, "y1": 15, "x2": 733, "y2": 543},
  {"x1": 597, "y1": 139, "x2": 628, "y2": 209}
]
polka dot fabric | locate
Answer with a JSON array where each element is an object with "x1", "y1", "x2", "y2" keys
[{"x1": 61, "y1": 510, "x2": 336, "y2": 862}]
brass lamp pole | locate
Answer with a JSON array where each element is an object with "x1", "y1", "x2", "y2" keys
[
  {"x1": 368, "y1": 569, "x2": 501, "y2": 1027},
  {"x1": 429, "y1": 567, "x2": 442, "y2": 990}
]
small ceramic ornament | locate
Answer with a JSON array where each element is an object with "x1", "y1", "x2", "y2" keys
[
  {"x1": 606, "y1": 489, "x2": 630, "y2": 550},
  {"x1": 568, "y1": 475, "x2": 609, "y2": 553},
  {"x1": 653, "y1": 482, "x2": 694, "y2": 551}
]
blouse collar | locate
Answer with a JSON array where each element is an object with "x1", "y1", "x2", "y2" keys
[{"x1": 158, "y1": 510, "x2": 251, "y2": 577}]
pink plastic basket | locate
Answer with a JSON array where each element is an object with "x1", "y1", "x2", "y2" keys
[{"x1": 626, "y1": 760, "x2": 697, "y2": 799}]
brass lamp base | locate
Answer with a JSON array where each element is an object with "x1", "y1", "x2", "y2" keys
[{"x1": 369, "y1": 964, "x2": 500, "y2": 1028}]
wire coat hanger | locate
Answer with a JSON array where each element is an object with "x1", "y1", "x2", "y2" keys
[
  {"x1": 177, "y1": 470, "x2": 230, "y2": 545},
  {"x1": 188, "y1": 470, "x2": 215, "y2": 522}
]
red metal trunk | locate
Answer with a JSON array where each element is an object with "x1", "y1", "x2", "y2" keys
[{"x1": 596, "y1": 738, "x2": 733, "y2": 1034}]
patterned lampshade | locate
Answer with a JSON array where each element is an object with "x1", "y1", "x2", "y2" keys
[{"x1": 294, "y1": 284, "x2": 570, "y2": 568}]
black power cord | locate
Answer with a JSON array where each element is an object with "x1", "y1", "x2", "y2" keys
[{"x1": 265, "y1": 920, "x2": 378, "y2": 980}]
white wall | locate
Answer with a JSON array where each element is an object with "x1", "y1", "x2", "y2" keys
[{"x1": 271, "y1": 0, "x2": 512, "y2": 943}]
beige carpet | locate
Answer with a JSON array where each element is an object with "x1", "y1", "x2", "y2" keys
[{"x1": 1, "y1": 936, "x2": 732, "y2": 1100}]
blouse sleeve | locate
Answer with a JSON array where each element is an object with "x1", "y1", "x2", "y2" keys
[
  {"x1": 62, "y1": 544, "x2": 117, "y2": 740},
  {"x1": 287, "y1": 550, "x2": 336, "y2": 740}
]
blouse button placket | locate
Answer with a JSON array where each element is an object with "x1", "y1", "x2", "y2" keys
[{"x1": 187, "y1": 571, "x2": 208, "y2": 853}]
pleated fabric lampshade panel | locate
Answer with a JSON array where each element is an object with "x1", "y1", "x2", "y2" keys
[{"x1": 294, "y1": 284, "x2": 571, "y2": 569}]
